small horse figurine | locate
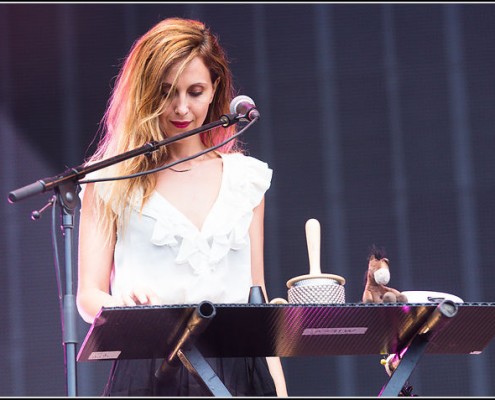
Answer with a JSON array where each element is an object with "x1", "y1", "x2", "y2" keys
[
  {"x1": 362, "y1": 247, "x2": 416, "y2": 396},
  {"x1": 362, "y1": 246, "x2": 408, "y2": 303}
]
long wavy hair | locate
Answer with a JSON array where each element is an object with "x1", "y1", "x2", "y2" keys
[{"x1": 85, "y1": 17, "x2": 239, "y2": 242}]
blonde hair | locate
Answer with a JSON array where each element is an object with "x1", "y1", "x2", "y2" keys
[{"x1": 86, "y1": 17, "x2": 238, "y2": 242}]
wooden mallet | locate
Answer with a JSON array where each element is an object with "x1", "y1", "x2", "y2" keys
[{"x1": 286, "y1": 218, "x2": 346, "y2": 304}]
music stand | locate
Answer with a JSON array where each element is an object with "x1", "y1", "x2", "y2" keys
[{"x1": 77, "y1": 301, "x2": 495, "y2": 396}]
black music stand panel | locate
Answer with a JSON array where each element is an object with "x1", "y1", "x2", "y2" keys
[
  {"x1": 78, "y1": 302, "x2": 495, "y2": 361},
  {"x1": 77, "y1": 302, "x2": 495, "y2": 396}
]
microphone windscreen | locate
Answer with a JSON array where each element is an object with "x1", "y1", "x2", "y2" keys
[{"x1": 229, "y1": 95, "x2": 255, "y2": 114}]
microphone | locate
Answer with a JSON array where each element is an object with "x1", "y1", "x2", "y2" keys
[{"x1": 229, "y1": 95, "x2": 260, "y2": 121}]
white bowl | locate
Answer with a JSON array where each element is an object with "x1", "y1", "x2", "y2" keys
[{"x1": 401, "y1": 290, "x2": 464, "y2": 303}]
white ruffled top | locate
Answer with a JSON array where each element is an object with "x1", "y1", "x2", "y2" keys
[{"x1": 82, "y1": 152, "x2": 272, "y2": 305}]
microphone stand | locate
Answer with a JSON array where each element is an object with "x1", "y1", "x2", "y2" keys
[{"x1": 7, "y1": 112, "x2": 242, "y2": 397}]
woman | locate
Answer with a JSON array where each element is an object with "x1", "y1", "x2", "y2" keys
[{"x1": 76, "y1": 17, "x2": 287, "y2": 396}]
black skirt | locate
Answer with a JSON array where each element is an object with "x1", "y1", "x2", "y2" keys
[{"x1": 103, "y1": 356, "x2": 277, "y2": 397}]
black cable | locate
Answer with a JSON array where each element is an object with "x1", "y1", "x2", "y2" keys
[
  {"x1": 79, "y1": 117, "x2": 258, "y2": 184},
  {"x1": 50, "y1": 195, "x2": 64, "y2": 322}
]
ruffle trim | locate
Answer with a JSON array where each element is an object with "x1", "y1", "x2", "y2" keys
[{"x1": 142, "y1": 153, "x2": 272, "y2": 275}]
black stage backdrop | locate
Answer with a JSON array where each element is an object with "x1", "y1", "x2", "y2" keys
[{"x1": 1, "y1": 2, "x2": 494, "y2": 397}]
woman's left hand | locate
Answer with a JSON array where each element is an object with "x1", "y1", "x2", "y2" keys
[{"x1": 120, "y1": 286, "x2": 162, "y2": 306}]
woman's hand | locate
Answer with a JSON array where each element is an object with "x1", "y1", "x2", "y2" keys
[{"x1": 116, "y1": 287, "x2": 162, "y2": 306}]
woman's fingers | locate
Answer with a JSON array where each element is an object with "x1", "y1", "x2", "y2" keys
[
  {"x1": 121, "y1": 293, "x2": 137, "y2": 306},
  {"x1": 120, "y1": 287, "x2": 161, "y2": 306}
]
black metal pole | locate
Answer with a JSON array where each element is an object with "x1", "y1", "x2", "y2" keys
[
  {"x1": 56, "y1": 181, "x2": 81, "y2": 396},
  {"x1": 8, "y1": 114, "x2": 239, "y2": 204}
]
